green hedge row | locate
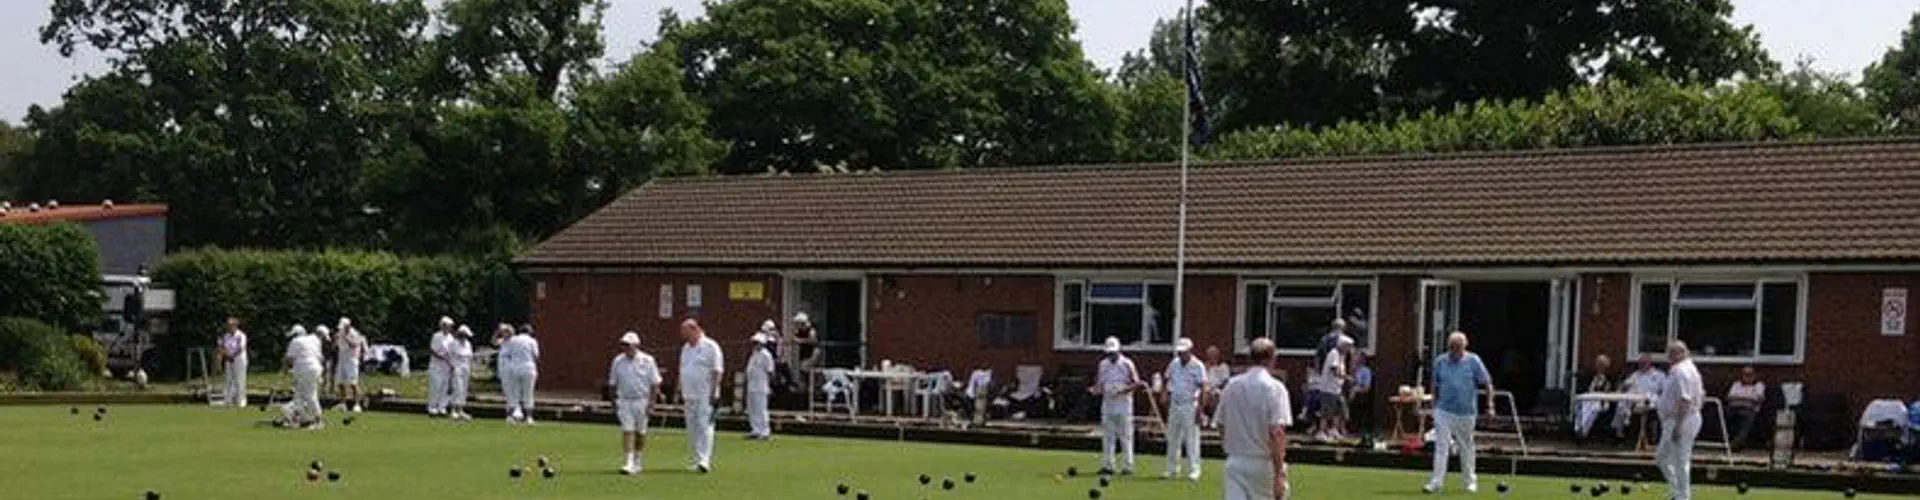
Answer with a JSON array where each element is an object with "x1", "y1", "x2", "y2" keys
[
  {"x1": 151, "y1": 249, "x2": 526, "y2": 377},
  {"x1": 0, "y1": 317, "x2": 92, "y2": 391},
  {"x1": 0, "y1": 223, "x2": 101, "y2": 331}
]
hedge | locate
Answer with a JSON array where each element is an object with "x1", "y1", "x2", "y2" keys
[
  {"x1": 0, "y1": 317, "x2": 91, "y2": 391},
  {"x1": 0, "y1": 223, "x2": 101, "y2": 331},
  {"x1": 151, "y1": 249, "x2": 526, "y2": 378}
]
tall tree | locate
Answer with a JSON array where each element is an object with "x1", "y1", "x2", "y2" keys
[
  {"x1": 1199, "y1": 0, "x2": 1771, "y2": 133},
  {"x1": 0, "y1": 121, "x2": 28, "y2": 200},
  {"x1": 664, "y1": 0, "x2": 1122, "y2": 173},
  {"x1": 433, "y1": 0, "x2": 608, "y2": 102},
  {"x1": 568, "y1": 41, "x2": 728, "y2": 205},
  {"x1": 33, "y1": 0, "x2": 431, "y2": 248},
  {"x1": 1865, "y1": 12, "x2": 1920, "y2": 131}
]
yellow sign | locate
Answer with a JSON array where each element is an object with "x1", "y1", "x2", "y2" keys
[{"x1": 729, "y1": 281, "x2": 766, "y2": 301}]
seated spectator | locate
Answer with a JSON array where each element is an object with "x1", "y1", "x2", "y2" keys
[
  {"x1": 1573, "y1": 354, "x2": 1617, "y2": 442},
  {"x1": 1725, "y1": 365, "x2": 1767, "y2": 451},
  {"x1": 1613, "y1": 354, "x2": 1665, "y2": 439},
  {"x1": 1348, "y1": 353, "x2": 1375, "y2": 437},
  {"x1": 1201, "y1": 345, "x2": 1229, "y2": 429}
]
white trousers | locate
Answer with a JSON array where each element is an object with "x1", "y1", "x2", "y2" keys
[
  {"x1": 500, "y1": 366, "x2": 537, "y2": 417},
  {"x1": 747, "y1": 390, "x2": 771, "y2": 437},
  {"x1": 1656, "y1": 413, "x2": 1703, "y2": 500},
  {"x1": 1428, "y1": 411, "x2": 1478, "y2": 489},
  {"x1": 224, "y1": 356, "x2": 248, "y2": 406},
  {"x1": 449, "y1": 363, "x2": 471, "y2": 409},
  {"x1": 427, "y1": 361, "x2": 449, "y2": 412},
  {"x1": 686, "y1": 398, "x2": 716, "y2": 467},
  {"x1": 1225, "y1": 455, "x2": 1286, "y2": 500},
  {"x1": 1575, "y1": 401, "x2": 1603, "y2": 436},
  {"x1": 1102, "y1": 412, "x2": 1135, "y2": 471},
  {"x1": 291, "y1": 369, "x2": 323, "y2": 423},
  {"x1": 1166, "y1": 403, "x2": 1202, "y2": 478}
]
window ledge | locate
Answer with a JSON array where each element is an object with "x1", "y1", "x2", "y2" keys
[
  {"x1": 1055, "y1": 344, "x2": 1178, "y2": 354},
  {"x1": 1633, "y1": 354, "x2": 1803, "y2": 366}
]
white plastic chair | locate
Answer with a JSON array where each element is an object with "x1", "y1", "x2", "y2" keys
[
  {"x1": 916, "y1": 371, "x2": 954, "y2": 419},
  {"x1": 1011, "y1": 365, "x2": 1043, "y2": 401},
  {"x1": 820, "y1": 369, "x2": 856, "y2": 419},
  {"x1": 881, "y1": 364, "x2": 916, "y2": 416}
]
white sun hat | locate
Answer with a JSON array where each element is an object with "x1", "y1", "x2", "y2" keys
[{"x1": 1102, "y1": 336, "x2": 1122, "y2": 353}]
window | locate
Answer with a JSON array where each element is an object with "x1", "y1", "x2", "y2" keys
[
  {"x1": 1056, "y1": 279, "x2": 1176, "y2": 349},
  {"x1": 1633, "y1": 278, "x2": 1802, "y2": 362},
  {"x1": 1239, "y1": 278, "x2": 1376, "y2": 353},
  {"x1": 977, "y1": 312, "x2": 1038, "y2": 348}
]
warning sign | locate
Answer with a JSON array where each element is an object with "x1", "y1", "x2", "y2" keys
[{"x1": 1883, "y1": 288, "x2": 1907, "y2": 336}]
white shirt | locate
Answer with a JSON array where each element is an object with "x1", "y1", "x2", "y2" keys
[
  {"x1": 1727, "y1": 381, "x2": 1766, "y2": 408},
  {"x1": 746, "y1": 346, "x2": 776, "y2": 394},
  {"x1": 1312, "y1": 352, "x2": 1346, "y2": 395},
  {"x1": 499, "y1": 334, "x2": 539, "y2": 369},
  {"x1": 429, "y1": 331, "x2": 453, "y2": 366},
  {"x1": 1220, "y1": 367, "x2": 1293, "y2": 458},
  {"x1": 334, "y1": 329, "x2": 364, "y2": 361},
  {"x1": 450, "y1": 337, "x2": 473, "y2": 367},
  {"x1": 286, "y1": 335, "x2": 324, "y2": 373},
  {"x1": 608, "y1": 351, "x2": 661, "y2": 401},
  {"x1": 1096, "y1": 355, "x2": 1140, "y2": 415},
  {"x1": 1624, "y1": 368, "x2": 1666, "y2": 396},
  {"x1": 1657, "y1": 358, "x2": 1705, "y2": 419},
  {"x1": 220, "y1": 331, "x2": 247, "y2": 359},
  {"x1": 1164, "y1": 356, "x2": 1208, "y2": 406},
  {"x1": 679, "y1": 336, "x2": 724, "y2": 401},
  {"x1": 1206, "y1": 363, "x2": 1230, "y2": 390}
]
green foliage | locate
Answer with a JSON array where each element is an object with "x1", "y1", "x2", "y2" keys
[
  {"x1": 0, "y1": 120, "x2": 28, "y2": 199},
  {"x1": 0, "y1": 317, "x2": 91, "y2": 391},
  {"x1": 151, "y1": 249, "x2": 523, "y2": 377},
  {"x1": 68, "y1": 334, "x2": 109, "y2": 376},
  {"x1": 1865, "y1": 12, "x2": 1920, "y2": 131},
  {"x1": 1751, "y1": 61, "x2": 1886, "y2": 138},
  {"x1": 1209, "y1": 79, "x2": 1823, "y2": 160},
  {"x1": 0, "y1": 224, "x2": 101, "y2": 331},
  {"x1": 1196, "y1": 0, "x2": 1771, "y2": 133},
  {"x1": 665, "y1": 0, "x2": 1124, "y2": 173}
]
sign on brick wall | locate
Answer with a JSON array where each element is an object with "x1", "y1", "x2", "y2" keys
[
  {"x1": 659, "y1": 284, "x2": 674, "y2": 319},
  {"x1": 1883, "y1": 287, "x2": 1907, "y2": 336},
  {"x1": 729, "y1": 281, "x2": 765, "y2": 301}
]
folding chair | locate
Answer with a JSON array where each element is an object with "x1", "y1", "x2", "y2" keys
[
  {"x1": 915, "y1": 371, "x2": 954, "y2": 420},
  {"x1": 819, "y1": 369, "x2": 856, "y2": 419}
]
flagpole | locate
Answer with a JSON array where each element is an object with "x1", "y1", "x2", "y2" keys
[{"x1": 1173, "y1": 0, "x2": 1193, "y2": 347}]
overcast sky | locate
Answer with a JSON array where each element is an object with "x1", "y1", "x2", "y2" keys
[{"x1": 3, "y1": 1, "x2": 1918, "y2": 122}]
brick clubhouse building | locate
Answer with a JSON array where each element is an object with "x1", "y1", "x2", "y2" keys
[{"x1": 518, "y1": 138, "x2": 1920, "y2": 433}]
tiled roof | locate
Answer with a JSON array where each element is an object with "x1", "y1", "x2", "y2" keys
[
  {"x1": 517, "y1": 138, "x2": 1920, "y2": 268},
  {"x1": 0, "y1": 204, "x2": 169, "y2": 225}
]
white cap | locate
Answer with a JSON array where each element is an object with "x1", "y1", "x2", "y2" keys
[
  {"x1": 750, "y1": 333, "x2": 768, "y2": 344},
  {"x1": 287, "y1": 325, "x2": 308, "y2": 338},
  {"x1": 1101, "y1": 336, "x2": 1122, "y2": 353},
  {"x1": 456, "y1": 325, "x2": 473, "y2": 337},
  {"x1": 439, "y1": 316, "x2": 454, "y2": 327},
  {"x1": 338, "y1": 317, "x2": 352, "y2": 329},
  {"x1": 793, "y1": 312, "x2": 810, "y2": 324},
  {"x1": 1173, "y1": 338, "x2": 1194, "y2": 353},
  {"x1": 315, "y1": 325, "x2": 331, "y2": 336},
  {"x1": 619, "y1": 332, "x2": 641, "y2": 345},
  {"x1": 761, "y1": 319, "x2": 777, "y2": 331}
]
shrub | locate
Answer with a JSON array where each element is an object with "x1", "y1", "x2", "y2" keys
[
  {"x1": 0, "y1": 317, "x2": 91, "y2": 391},
  {"x1": 69, "y1": 334, "x2": 109, "y2": 376},
  {"x1": 150, "y1": 249, "x2": 524, "y2": 378},
  {"x1": 0, "y1": 224, "x2": 101, "y2": 331}
]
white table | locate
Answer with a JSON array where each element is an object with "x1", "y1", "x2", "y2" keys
[{"x1": 844, "y1": 369, "x2": 926, "y2": 417}]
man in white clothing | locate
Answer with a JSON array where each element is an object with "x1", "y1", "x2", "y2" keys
[
  {"x1": 609, "y1": 332, "x2": 661, "y2": 475},
  {"x1": 745, "y1": 332, "x2": 777, "y2": 440},
  {"x1": 332, "y1": 318, "x2": 366, "y2": 412},
  {"x1": 1162, "y1": 337, "x2": 1207, "y2": 481},
  {"x1": 1218, "y1": 337, "x2": 1291, "y2": 500},
  {"x1": 678, "y1": 318, "x2": 725, "y2": 472},
  {"x1": 1091, "y1": 336, "x2": 1143, "y2": 475},
  {"x1": 447, "y1": 325, "x2": 475, "y2": 420},
  {"x1": 499, "y1": 324, "x2": 541, "y2": 424},
  {"x1": 1311, "y1": 335, "x2": 1354, "y2": 441},
  {"x1": 1424, "y1": 332, "x2": 1496, "y2": 494},
  {"x1": 217, "y1": 317, "x2": 249, "y2": 407},
  {"x1": 1656, "y1": 341, "x2": 1706, "y2": 500},
  {"x1": 283, "y1": 325, "x2": 326, "y2": 429},
  {"x1": 426, "y1": 317, "x2": 455, "y2": 416}
]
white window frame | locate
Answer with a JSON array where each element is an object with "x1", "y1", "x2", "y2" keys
[
  {"x1": 1628, "y1": 275, "x2": 1807, "y2": 365},
  {"x1": 1235, "y1": 277, "x2": 1379, "y2": 356},
  {"x1": 1055, "y1": 278, "x2": 1178, "y2": 352}
]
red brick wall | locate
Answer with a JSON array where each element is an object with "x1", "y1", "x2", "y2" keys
[
  {"x1": 529, "y1": 272, "x2": 782, "y2": 391},
  {"x1": 1577, "y1": 273, "x2": 1634, "y2": 370},
  {"x1": 1791, "y1": 273, "x2": 1920, "y2": 411}
]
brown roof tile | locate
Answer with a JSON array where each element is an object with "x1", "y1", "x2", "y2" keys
[{"x1": 517, "y1": 138, "x2": 1920, "y2": 268}]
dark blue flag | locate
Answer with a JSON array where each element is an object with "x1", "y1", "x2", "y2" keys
[{"x1": 1184, "y1": 9, "x2": 1209, "y2": 147}]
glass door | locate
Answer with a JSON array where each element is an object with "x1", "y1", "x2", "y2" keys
[{"x1": 1417, "y1": 279, "x2": 1460, "y2": 386}]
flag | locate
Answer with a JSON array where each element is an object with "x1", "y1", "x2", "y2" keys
[{"x1": 1184, "y1": 6, "x2": 1210, "y2": 147}]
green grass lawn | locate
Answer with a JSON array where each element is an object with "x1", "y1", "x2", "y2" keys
[{"x1": 0, "y1": 405, "x2": 1888, "y2": 499}]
